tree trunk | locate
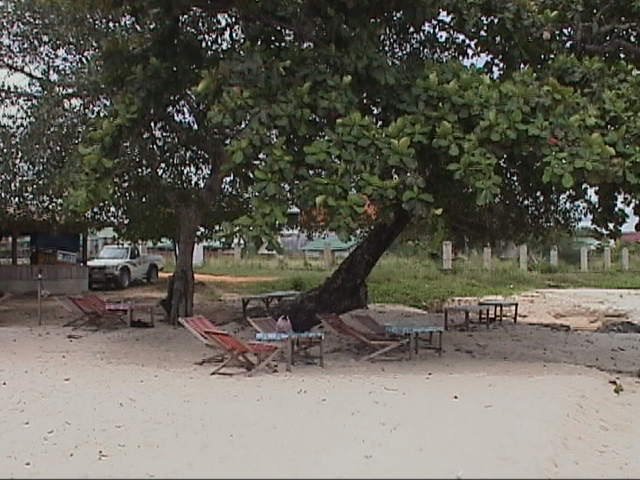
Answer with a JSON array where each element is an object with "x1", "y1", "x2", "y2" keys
[
  {"x1": 11, "y1": 233, "x2": 18, "y2": 266},
  {"x1": 273, "y1": 207, "x2": 411, "y2": 331},
  {"x1": 81, "y1": 231, "x2": 88, "y2": 265},
  {"x1": 163, "y1": 207, "x2": 198, "y2": 325}
]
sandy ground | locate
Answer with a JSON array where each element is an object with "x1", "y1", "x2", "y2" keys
[{"x1": 1, "y1": 285, "x2": 640, "y2": 478}]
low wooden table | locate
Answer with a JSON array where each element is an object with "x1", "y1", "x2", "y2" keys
[
  {"x1": 444, "y1": 305, "x2": 492, "y2": 330},
  {"x1": 255, "y1": 331, "x2": 325, "y2": 371},
  {"x1": 478, "y1": 300, "x2": 519, "y2": 324},
  {"x1": 384, "y1": 325, "x2": 443, "y2": 359},
  {"x1": 241, "y1": 290, "x2": 300, "y2": 320},
  {"x1": 130, "y1": 302, "x2": 157, "y2": 327},
  {"x1": 105, "y1": 302, "x2": 134, "y2": 326}
]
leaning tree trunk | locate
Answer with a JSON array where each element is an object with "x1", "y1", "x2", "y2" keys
[
  {"x1": 164, "y1": 207, "x2": 198, "y2": 325},
  {"x1": 273, "y1": 207, "x2": 412, "y2": 331}
]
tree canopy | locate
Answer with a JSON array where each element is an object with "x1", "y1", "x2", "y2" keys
[
  {"x1": 3, "y1": 0, "x2": 640, "y2": 324},
  {"x1": 0, "y1": 0, "x2": 110, "y2": 233}
]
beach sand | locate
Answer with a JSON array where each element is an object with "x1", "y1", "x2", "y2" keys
[{"x1": 1, "y1": 287, "x2": 639, "y2": 478}]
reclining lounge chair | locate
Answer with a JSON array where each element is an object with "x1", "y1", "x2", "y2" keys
[
  {"x1": 179, "y1": 315, "x2": 283, "y2": 376},
  {"x1": 63, "y1": 294, "x2": 132, "y2": 330},
  {"x1": 318, "y1": 312, "x2": 410, "y2": 361},
  {"x1": 351, "y1": 312, "x2": 443, "y2": 357}
]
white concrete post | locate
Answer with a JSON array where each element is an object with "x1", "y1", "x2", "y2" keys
[
  {"x1": 519, "y1": 244, "x2": 528, "y2": 271},
  {"x1": 580, "y1": 247, "x2": 588, "y2": 272},
  {"x1": 233, "y1": 245, "x2": 242, "y2": 262},
  {"x1": 323, "y1": 245, "x2": 334, "y2": 269},
  {"x1": 193, "y1": 243, "x2": 204, "y2": 268},
  {"x1": 622, "y1": 248, "x2": 630, "y2": 271},
  {"x1": 550, "y1": 245, "x2": 559, "y2": 267},
  {"x1": 442, "y1": 241, "x2": 453, "y2": 270},
  {"x1": 483, "y1": 246, "x2": 492, "y2": 270},
  {"x1": 603, "y1": 247, "x2": 612, "y2": 271}
]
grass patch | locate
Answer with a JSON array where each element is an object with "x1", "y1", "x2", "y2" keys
[{"x1": 175, "y1": 253, "x2": 640, "y2": 307}]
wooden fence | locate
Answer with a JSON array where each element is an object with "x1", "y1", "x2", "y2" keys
[{"x1": 0, "y1": 265, "x2": 88, "y2": 294}]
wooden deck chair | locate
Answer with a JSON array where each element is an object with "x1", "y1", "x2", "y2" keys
[
  {"x1": 351, "y1": 313, "x2": 388, "y2": 335},
  {"x1": 353, "y1": 312, "x2": 444, "y2": 357},
  {"x1": 179, "y1": 315, "x2": 283, "y2": 376},
  {"x1": 246, "y1": 315, "x2": 279, "y2": 334},
  {"x1": 318, "y1": 313, "x2": 410, "y2": 361},
  {"x1": 0, "y1": 291, "x2": 13, "y2": 304},
  {"x1": 63, "y1": 294, "x2": 131, "y2": 330}
]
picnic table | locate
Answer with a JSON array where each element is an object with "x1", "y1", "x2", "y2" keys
[
  {"x1": 384, "y1": 324, "x2": 443, "y2": 359},
  {"x1": 478, "y1": 299, "x2": 519, "y2": 324},
  {"x1": 241, "y1": 290, "x2": 300, "y2": 320},
  {"x1": 105, "y1": 301, "x2": 155, "y2": 327},
  {"x1": 104, "y1": 301, "x2": 134, "y2": 325},
  {"x1": 255, "y1": 331, "x2": 325, "y2": 370},
  {"x1": 443, "y1": 304, "x2": 492, "y2": 330}
]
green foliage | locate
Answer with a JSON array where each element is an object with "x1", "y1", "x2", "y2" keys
[
  {"x1": 289, "y1": 275, "x2": 313, "y2": 292},
  {"x1": 0, "y1": 0, "x2": 109, "y2": 231}
]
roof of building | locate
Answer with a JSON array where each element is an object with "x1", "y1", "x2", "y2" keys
[
  {"x1": 620, "y1": 231, "x2": 640, "y2": 243},
  {"x1": 301, "y1": 236, "x2": 358, "y2": 252}
]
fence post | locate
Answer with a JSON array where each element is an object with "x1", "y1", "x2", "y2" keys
[
  {"x1": 442, "y1": 241, "x2": 453, "y2": 270},
  {"x1": 483, "y1": 246, "x2": 492, "y2": 270},
  {"x1": 323, "y1": 245, "x2": 335, "y2": 269},
  {"x1": 603, "y1": 247, "x2": 612, "y2": 271},
  {"x1": 580, "y1": 247, "x2": 589, "y2": 272},
  {"x1": 622, "y1": 248, "x2": 630, "y2": 271},
  {"x1": 519, "y1": 244, "x2": 527, "y2": 271},
  {"x1": 550, "y1": 245, "x2": 558, "y2": 267},
  {"x1": 11, "y1": 233, "x2": 18, "y2": 265},
  {"x1": 233, "y1": 245, "x2": 242, "y2": 262}
]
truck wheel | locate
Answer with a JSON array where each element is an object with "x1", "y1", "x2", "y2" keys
[
  {"x1": 118, "y1": 268, "x2": 131, "y2": 289},
  {"x1": 146, "y1": 265, "x2": 159, "y2": 284}
]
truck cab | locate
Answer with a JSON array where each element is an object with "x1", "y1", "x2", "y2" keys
[{"x1": 87, "y1": 244, "x2": 164, "y2": 289}]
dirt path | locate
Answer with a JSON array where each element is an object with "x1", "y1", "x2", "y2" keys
[{"x1": 159, "y1": 271, "x2": 277, "y2": 284}]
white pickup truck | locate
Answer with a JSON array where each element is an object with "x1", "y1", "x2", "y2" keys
[{"x1": 88, "y1": 245, "x2": 165, "y2": 289}]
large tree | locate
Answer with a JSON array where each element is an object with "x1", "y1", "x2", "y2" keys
[
  {"x1": 222, "y1": 3, "x2": 640, "y2": 328},
  {"x1": 68, "y1": 1, "x2": 640, "y2": 328}
]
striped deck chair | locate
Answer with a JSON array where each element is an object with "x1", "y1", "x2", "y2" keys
[
  {"x1": 317, "y1": 313, "x2": 410, "y2": 361},
  {"x1": 351, "y1": 313, "x2": 387, "y2": 335},
  {"x1": 352, "y1": 312, "x2": 444, "y2": 357},
  {"x1": 179, "y1": 315, "x2": 283, "y2": 376},
  {"x1": 63, "y1": 294, "x2": 131, "y2": 330},
  {"x1": 246, "y1": 315, "x2": 279, "y2": 334}
]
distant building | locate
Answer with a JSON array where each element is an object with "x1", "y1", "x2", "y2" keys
[
  {"x1": 620, "y1": 231, "x2": 640, "y2": 244},
  {"x1": 301, "y1": 235, "x2": 358, "y2": 259},
  {"x1": 87, "y1": 227, "x2": 118, "y2": 258}
]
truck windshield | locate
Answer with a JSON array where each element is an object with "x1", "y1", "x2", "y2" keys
[{"x1": 98, "y1": 247, "x2": 128, "y2": 259}]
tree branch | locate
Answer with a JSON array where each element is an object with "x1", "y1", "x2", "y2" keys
[
  {"x1": 0, "y1": 86, "x2": 40, "y2": 99},
  {"x1": 0, "y1": 59, "x2": 49, "y2": 85},
  {"x1": 584, "y1": 38, "x2": 640, "y2": 60}
]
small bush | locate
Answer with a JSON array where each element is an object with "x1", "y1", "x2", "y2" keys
[
  {"x1": 289, "y1": 276, "x2": 307, "y2": 292},
  {"x1": 534, "y1": 263, "x2": 559, "y2": 274}
]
